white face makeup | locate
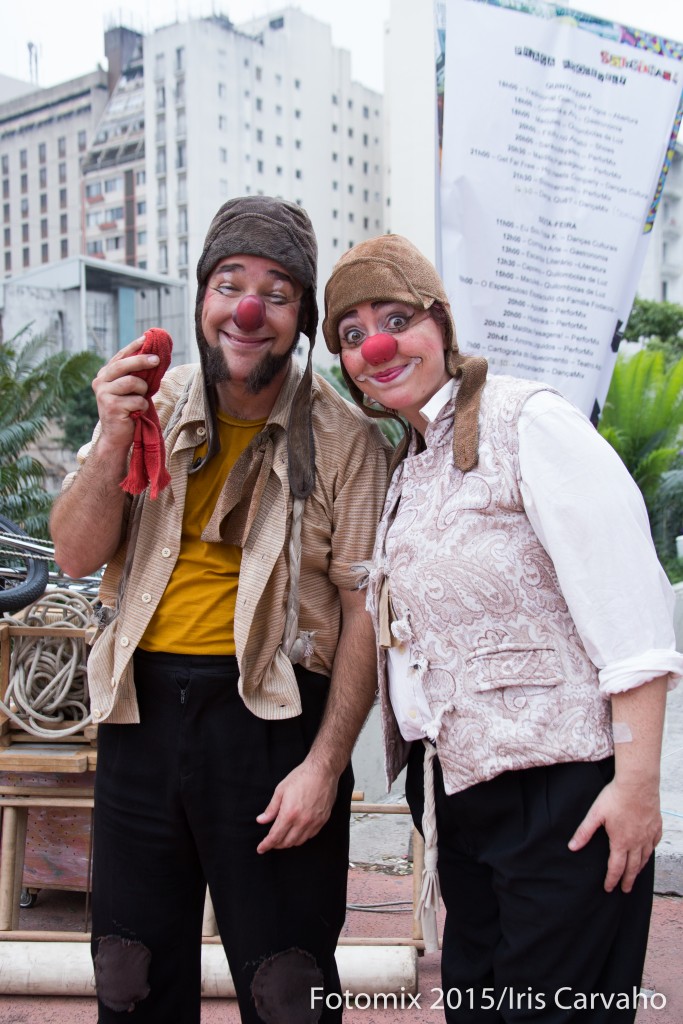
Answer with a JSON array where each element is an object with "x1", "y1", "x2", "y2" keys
[{"x1": 338, "y1": 301, "x2": 450, "y2": 430}]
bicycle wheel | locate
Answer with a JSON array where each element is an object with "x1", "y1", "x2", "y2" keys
[{"x1": 0, "y1": 513, "x2": 50, "y2": 613}]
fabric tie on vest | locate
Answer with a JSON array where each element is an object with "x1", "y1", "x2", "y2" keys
[
  {"x1": 120, "y1": 329, "x2": 173, "y2": 499},
  {"x1": 417, "y1": 739, "x2": 442, "y2": 954}
]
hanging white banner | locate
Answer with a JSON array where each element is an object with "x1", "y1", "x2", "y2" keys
[{"x1": 438, "y1": 0, "x2": 683, "y2": 418}]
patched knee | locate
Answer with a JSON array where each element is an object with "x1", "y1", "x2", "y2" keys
[
  {"x1": 251, "y1": 947, "x2": 324, "y2": 1023},
  {"x1": 94, "y1": 934, "x2": 152, "y2": 1013}
]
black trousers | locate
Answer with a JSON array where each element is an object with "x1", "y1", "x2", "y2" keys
[
  {"x1": 91, "y1": 650, "x2": 353, "y2": 1023},
  {"x1": 406, "y1": 744, "x2": 654, "y2": 1023}
]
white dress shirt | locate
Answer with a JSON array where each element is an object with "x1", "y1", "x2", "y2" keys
[{"x1": 389, "y1": 379, "x2": 683, "y2": 742}]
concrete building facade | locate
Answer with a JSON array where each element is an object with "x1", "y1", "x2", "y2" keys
[{"x1": 0, "y1": 70, "x2": 109, "y2": 279}]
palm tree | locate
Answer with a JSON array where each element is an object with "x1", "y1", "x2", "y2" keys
[
  {"x1": 0, "y1": 327, "x2": 101, "y2": 537},
  {"x1": 598, "y1": 348, "x2": 683, "y2": 514}
]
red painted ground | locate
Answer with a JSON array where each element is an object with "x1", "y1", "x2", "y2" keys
[{"x1": 0, "y1": 868, "x2": 680, "y2": 1022}]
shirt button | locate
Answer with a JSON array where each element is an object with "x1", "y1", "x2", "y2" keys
[
  {"x1": 197, "y1": 426, "x2": 206, "y2": 436},
  {"x1": 161, "y1": 547, "x2": 171, "y2": 558},
  {"x1": 408, "y1": 709, "x2": 418, "y2": 719},
  {"x1": 120, "y1": 636, "x2": 130, "y2": 647},
  {"x1": 93, "y1": 709, "x2": 102, "y2": 720},
  {"x1": 110, "y1": 677, "x2": 116, "y2": 688},
  {"x1": 141, "y1": 593, "x2": 152, "y2": 603}
]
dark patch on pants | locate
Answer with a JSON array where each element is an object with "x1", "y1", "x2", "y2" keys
[
  {"x1": 251, "y1": 947, "x2": 324, "y2": 1023},
  {"x1": 94, "y1": 934, "x2": 152, "y2": 1012}
]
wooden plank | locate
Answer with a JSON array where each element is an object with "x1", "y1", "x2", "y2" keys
[{"x1": 0, "y1": 746, "x2": 89, "y2": 773}]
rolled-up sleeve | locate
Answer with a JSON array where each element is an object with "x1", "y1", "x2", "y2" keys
[{"x1": 518, "y1": 390, "x2": 683, "y2": 694}]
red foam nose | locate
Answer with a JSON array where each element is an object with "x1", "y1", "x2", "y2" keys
[
  {"x1": 233, "y1": 295, "x2": 266, "y2": 332},
  {"x1": 361, "y1": 332, "x2": 398, "y2": 366}
]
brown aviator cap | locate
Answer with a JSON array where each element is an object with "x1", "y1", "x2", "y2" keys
[{"x1": 323, "y1": 234, "x2": 488, "y2": 471}]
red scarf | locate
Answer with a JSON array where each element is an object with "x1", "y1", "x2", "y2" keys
[{"x1": 120, "y1": 328, "x2": 173, "y2": 499}]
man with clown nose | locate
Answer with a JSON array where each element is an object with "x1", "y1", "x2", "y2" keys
[{"x1": 51, "y1": 196, "x2": 390, "y2": 1023}]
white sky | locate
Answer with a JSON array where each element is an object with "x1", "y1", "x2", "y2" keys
[{"x1": 1, "y1": 1, "x2": 682, "y2": 96}]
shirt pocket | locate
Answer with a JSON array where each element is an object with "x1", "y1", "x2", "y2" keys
[{"x1": 465, "y1": 643, "x2": 562, "y2": 692}]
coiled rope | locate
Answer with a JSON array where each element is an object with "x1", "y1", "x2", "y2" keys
[{"x1": 0, "y1": 590, "x2": 94, "y2": 738}]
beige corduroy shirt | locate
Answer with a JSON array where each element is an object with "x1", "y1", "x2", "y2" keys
[{"x1": 65, "y1": 360, "x2": 390, "y2": 724}]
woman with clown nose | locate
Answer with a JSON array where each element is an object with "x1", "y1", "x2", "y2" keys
[{"x1": 323, "y1": 234, "x2": 682, "y2": 1023}]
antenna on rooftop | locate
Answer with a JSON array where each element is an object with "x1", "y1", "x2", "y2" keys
[{"x1": 27, "y1": 41, "x2": 39, "y2": 84}]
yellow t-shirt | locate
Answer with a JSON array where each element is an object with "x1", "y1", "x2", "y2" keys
[{"x1": 139, "y1": 411, "x2": 267, "y2": 655}]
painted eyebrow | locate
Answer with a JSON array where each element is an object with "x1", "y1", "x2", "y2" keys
[
  {"x1": 212, "y1": 262, "x2": 297, "y2": 288},
  {"x1": 338, "y1": 301, "x2": 410, "y2": 327}
]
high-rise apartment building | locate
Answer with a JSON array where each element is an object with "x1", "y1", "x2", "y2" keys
[
  {"x1": 638, "y1": 143, "x2": 683, "y2": 306},
  {"x1": 78, "y1": 7, "x2": 384, "y2": 328},
  {"x1": 0, "y1": 70, "x2": 109, "y2": 279}
]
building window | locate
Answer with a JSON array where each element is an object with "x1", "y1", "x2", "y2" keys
[
  {"x1": 332, "y1": 94, "x2": 338, "y2": 105},
  {"x1": 158, "y1": 211, "x2": 167, "y2": 237},
  {"x1": 176, "y1": 141, "x2": 186, "y2": 169},
  {"x1": 2, "y1": 180, "x2": 8, "y2": 199},
  {"x1": 156, "y1": 85, "x2": 166, "y2": 109},
  {"x1": 38, "y1": 142, "x2": 46, "y2": 163},
  {"x1": 219, "y1": 147, "x2": 227, "y2": 163},
  {"x1": 3, "y1": 203, "x2": 9, "y2": 223},
  {"x1": 39, "y1": 167, "x2": 47, "y2": 189},
  {"x1": 156, "y1": 148, "x2": 166, "y2": 174},
  {"x1": 105, "y1": 177, "x2": 122, "y2": 193},
  {"x1": 78, "y1": 130, "x2": 87, "y2": 152},
  {"x1": 60, "y1": 188, "x2": 67, "y2": 208},
  {"x1": 257, "y1": 159, "x2": 264, "y2": 173},
  {"x1": 175, "y1": 46, "x2": 185, "y2": 72},
  {"x1": 179, "y1": 239, "x2": 188, "y2": 266},
  {"x1": 332, "y1": 152, "x2": 338, "y2": 162},
  {"x1": 295, "y1": 169, "x2": 302, "y2": 179},
  {"x1": 347, "y1": 99, "x2": 353, "y2": 109},
  {"x1": 41, "y1": 192, "x2": 49, "y2": 212},
  {"x1": 58, "y1": 137, "x2": 66, "y2": 158},
  {"x1": 155, "y1": 53, "x2": 165, "y2": 79},
  {"x1": 137, "y1": 201, "x2": 147, "y2": 216},
  {"x1": 159, "y1": 243, "x2": 168, "y2": 271},
  {"x1": 61, "y1": 238, "x2": 68, "y2": 258},
  {"x1": 21, "y1": 198, "x2": 28, "y2": 217},
  {"x1": 1, "y1": 155, "x2": 8, "y2": 175},
  {"x1": 21, "y1": 174, "x2": 28, "y2": 193},
  {"x1": 332, "y1": 181, "x2": 338, "y2": 191},
  {"x1": 22, "y1": 223, "x2": 29, "y2": 243},
  {"x1": 363, "y1": 105, "x2": 370, "y2": 118},
  {"x1": 5, "y1": 251, "x2": 11, "y2": 272},
  {"x1": 294, "y1": 78, "x2": 301, "y2": 89},
  {"x1": 178, "y1": 206, "x2": 188, "y2": 233},
  {"x1": 255, "y1": 66, "x2": 262, "y2": 81},
  {"x1": 348, "y1": 212, "x2": 354, "y2": 222},
  {"x1": 332, "y1": 124, "x2": 338, "y2": 133},
  {"x1": 60, "y1": 214, "x2": 67, "y2": 233},
  {"x1": 218, "y1": 82, "x2": 226, "y2": 98},
  {"x1": 156, "y1": 116, "x2": 166, "y2": 142},
  {"x1": 158, "y1": 179, "x2": 167, "y2": 206},
  {"x1": 276, "y1": 166, "x2": 283, "y2": 176},
  {"x1": 255, "y1": 97, "x2": 263, "y2": 111},
  {"x1": 41, "y1": 243, "x2": 48, "y2": 263},
  {"x1": 295, "y1": 140, "x2": 302, "y2": 149},
  {"x1": 332, "y1": 209, "x2": 338, "y2": 219},
  {"x1": 136, "y1": 169, "x2": 146, "y2": 186},
  {"x1": 177, "y1": 175, "x2": 187, "y2": 202},
  {"x1": 22, "y1": 247, "x2": 29, "y2": 267},
  {"x1": 348, "y1": 128, "x2": 354, "y2": 138},
  {"x1": 175, "y1": 78, "x2": 185, "y2": 105},
  {"x1": 294, "y1": 109, "x2": 301, "y2": 119},
  {"x1": 275, "y1": 104, "x2": 282, "y2": 116},
  {"x1": 348, "y1": 156, "x2": 354, "y2": 166},
  {"x1": 219, "y1": 114, "x2": 227, "y2": 130},
  {"x1": 41, "y1": 218, "x2": 48, "y2": 239},
  {"x1": 59, "y1": 162, "x2": 67, "y2": 184},
  {"x1": 86, "y1": 240, "x2": 103, "y2": 255},
  {"x1": 256, "y1": 128, "x2": 263, "y2": 142},
  {"x1": 137, "y1": 230, "x2": 147, "y2": 245},
  {"x1": 3, "y1": 227, "x2": 9, "y2": 246},
  {"x1": 20, "y1": 149, "x2": 27, "y2": 170},
  {"x1": 106, "y1": 237, "x2": 121, "y2": 252},
  {"x1": 276, "y1": 135, "x2": 283, "y2": 147}
]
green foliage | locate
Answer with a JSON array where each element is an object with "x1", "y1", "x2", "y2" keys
[
  {"x1": 0, "y1": 327, "x2": 102, "y2": 536},
  {"x1": 316, "y1": 363, "x2": 404, "y2": 448},
  {"x1": 597, "y1": 348, "x2": 683, "y2": 509},
  {"x1": 59, "y1": 376, "x2": 102, "y2": 452},
  {"x1": 624, "y1": 297, "x2": 683, "y2": 366}
]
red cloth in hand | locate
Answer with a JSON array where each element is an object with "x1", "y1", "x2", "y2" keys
[{"x1": 120, "y1": 328, "x2": 173, "y2": 499}]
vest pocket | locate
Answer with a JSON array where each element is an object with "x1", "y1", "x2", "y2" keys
[{"x1": 466, "y1": 643, "x2": 562, "y2": 691}]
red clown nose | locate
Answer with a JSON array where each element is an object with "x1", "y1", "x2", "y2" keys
[
  {"x1": 233, "y1": 294, "x2": 266, "y2": 332},
  {"x1": 360, "y1": 332, "x2": 398, "y2": 366}
]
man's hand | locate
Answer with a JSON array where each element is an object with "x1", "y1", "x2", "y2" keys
[
  {"x1": 93, "y1": 337, "x2": 160, "y2": 451},
  {"x1": 256, "y1": 759, "x2": 339, "y2": 853}
]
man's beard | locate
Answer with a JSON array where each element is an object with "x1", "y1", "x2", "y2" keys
[{"x1": 203, "y1": 336, "x2": 299, "y2": 394}]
